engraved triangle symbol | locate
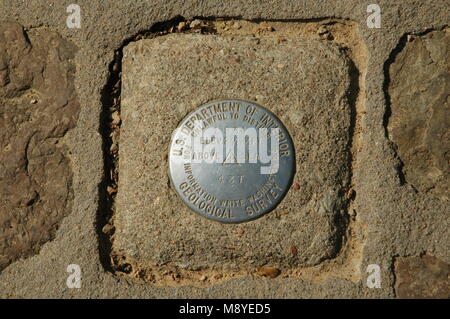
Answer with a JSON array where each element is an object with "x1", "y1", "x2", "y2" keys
[{"x1": 222, "y1": 150, "x2": 241, "y2": 166}]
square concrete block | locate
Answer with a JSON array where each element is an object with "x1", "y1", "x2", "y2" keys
[{"x1": 115, "y1": 31, "x2": 353, "y2": 276}]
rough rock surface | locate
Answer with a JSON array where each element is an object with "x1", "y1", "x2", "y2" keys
[
  {"x1": 388, "y1": 30, "x2": 449, "y2": 201},
  {"x1": 116, "y1": 33, "x2": 353, "y2": 271},
  {"x1": 395, "y1": 255, "x2": 450, "y2": 298},
  {"x1": 0, "y1": 22, "x2": 79, "y2": 270}
]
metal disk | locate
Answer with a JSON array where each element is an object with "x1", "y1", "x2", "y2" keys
[{"x1": 169, "y1": 99, "x2": 295, "y2": 223}]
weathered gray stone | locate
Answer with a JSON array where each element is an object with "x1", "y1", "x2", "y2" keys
[
  {"x1": 395, "y1": 255, "x2": 450, "y2": 299},
  {"x1": 388, "y1": 30, "x2": 449, "y2": 200},
  {"x1": 115, "y1": 29, "x2": 354, "y2": 277},
  {"x1": 0, "y1": 22, "x2": 79, "y2": 270}
]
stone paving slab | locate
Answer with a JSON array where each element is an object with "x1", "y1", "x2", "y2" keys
[
  {"x1": 387, "y1": 29, "x2": 449, "y2": 201},
  {"x1": 0, "y1": 22, "x2": 79, "y2": 271}
]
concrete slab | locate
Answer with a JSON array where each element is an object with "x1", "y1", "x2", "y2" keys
[{"x1": 115, "y1": 29, "x2": 353, "y2": 284}]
